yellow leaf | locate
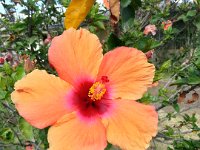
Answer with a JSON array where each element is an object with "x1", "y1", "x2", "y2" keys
[{"x1": 64, "y1": 0, "x2": 95, "y2": 29}]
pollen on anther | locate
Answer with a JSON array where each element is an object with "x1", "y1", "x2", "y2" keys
[{"x1": 88, "y1": 82, "x2": 106, "y2": 101}]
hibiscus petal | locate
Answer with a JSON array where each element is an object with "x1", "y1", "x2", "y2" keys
[
  {"x1": 49, "y1": 28, "x2": 103, "y2": 85},
  {"x1": 103, "y1": 100, "x2": 158, "y2": 150},
  {"x1": 11, "y1": 69, "x2": 71, "y2": 129},
  {"x1": 48, "y1": 114, "x2": 107, "y2": 150},
  {"x1": 97, "y1": 47, "x2": 155, "y2": 100}
]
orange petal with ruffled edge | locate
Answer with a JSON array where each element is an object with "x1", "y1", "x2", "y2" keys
[
  {"x1": 103, "y1": 100, "x2": 158, "y2": 150},
  {"x1": 97, "y1": 47, "x2": 155, "y2": 100},
  {"x1": 11, "y1": 69, "x2": 71, "y2": 129},
  {"x1": 49, "y1": 28, "x2": 103, "y2": 85},
  {"x1": 48, "y1": 114, "x2": 107, "y2": 150}
]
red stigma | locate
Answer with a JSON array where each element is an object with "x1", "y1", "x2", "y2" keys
[{"x1": 101, "y1": 76, "x2": 109, "y2": 83}]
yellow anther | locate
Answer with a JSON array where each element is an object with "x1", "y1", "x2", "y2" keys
[{"x1": 88, "y1": 82, "x2": 106, "y2": 101}]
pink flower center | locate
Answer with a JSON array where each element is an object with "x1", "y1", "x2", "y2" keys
[{"x1": 67, "y1": 77, "x2": 113, "y2": 121}]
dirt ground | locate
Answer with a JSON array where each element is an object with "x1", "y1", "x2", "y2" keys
[{"x1": 148, "y1": 82, "x2": 200, "y2": 150}]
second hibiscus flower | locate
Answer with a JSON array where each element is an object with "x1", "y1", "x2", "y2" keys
[
  {"x1": 144, "y1": 24, "x2": 157, "y2": 36},
  {"x1": 11, "y1": 28, "x2": 158, "y2": 150}
]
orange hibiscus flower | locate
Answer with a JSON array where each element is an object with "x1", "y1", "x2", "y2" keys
[
  {"x1": 143, "y1": 24, "x2": 157, "y2": 36},
  {"x1": 11, "y1": 28, "x2": 158, "y2": 150},
  {"x1": 162, "y1": 20, "x2": 172, "y2": 30}
]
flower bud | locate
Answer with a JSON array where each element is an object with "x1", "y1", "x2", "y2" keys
[
  {"x1": 5, "y1": 52, "x2": 13, "y2": 61},
  {"x1": 0, "y1": 57, "x2": 5, "y2": 64},
  {"x1": 145, "y1": 50, "x2": 154, "y2": 59}
]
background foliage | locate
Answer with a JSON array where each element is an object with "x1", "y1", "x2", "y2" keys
[{"x1": 0, "y1": 0, "x2": 200, "y2": 149}]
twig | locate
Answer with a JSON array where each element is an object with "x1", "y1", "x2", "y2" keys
[
  {"x1": 163, "y1": 63, "x2": 192, "y2": 89},
  {"x1": 151, "y1": 139, "x2": 158, "y2": 150},
  {"x1": 0, "y1": 142, "x2": 22, "y2": 147},
  {"x1": 156, "y1": 88, "x2": 182, "y2": 111},
  {"x1": 156, "y1": 83, "x2": 199, "y2": 111},
  {"x1": 154, "y1": 138, "x2": 173, "y2": 144},
  {"x1": 10, "y1": 127, "x2": 24, "y2": 147},
  {"x1": 141, "y1": 12, "x2": 151, "y2": 29},
  {"x1": 1, "y1": 102, "x2": 15, "y2": 112}
]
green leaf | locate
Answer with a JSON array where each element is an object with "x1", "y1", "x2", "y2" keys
[
  {"x1": 0, "y1": 128, "x2": 14, "y2": 141},
  {"x1": 39, "y1": 128, "x2": 49, "y2": 149},
  {"x1": 173, "y1": 103, "x2": 180, "y2": 112},
  {"x1": 12, "y1": 65, "x2": 25, "y2": 81},
  {"x1": 10, "y1": 22, "x2": 27, "y2": 32},
  {"x1": 186, "y1": 10, "x2": 197, "y2": 17},
  {"x1": 160, "y1": 60, "x2": 171, "y2": 71},
  {"x1": 121, "y1": 0, "x2": 132, "y2": 8},
  {"x1": 19, "y1": 118, "x2": 34, "y2": 141},
  {"x1": 167, "y1": 147, "x2": 173, "y2": 150},
  {"x1": 154, "y1": 60, "x2": 172, "y2": 81},
  {"x1": 89, "y1": 26, "x2": 96, "y2": 33},
  {"x1": 96, "y1": 15, "x2": 108, "y2": 21},
  {"x1": 194, "y1": 58, "x2": 200, "y2": 69},
  {"x1": 93, "y1": 21, "x2": 105, "y2": 30},
  {"x1": 172, "y1": 74, "x2": 200, "y2": 85},
  {"x1": 3, "y1": 62, "x2": 12, "y2": 75},
  {"x1": 154, "y1": 72, "x2": 165, "y2": 81},
  {"x1": 178, "y1": 14, "x2": 188, "y2": 22},
  {"x1": 131, "y1": 0, "x2": 142, "y2": 9},
  {"x1": 134, "y1": 37, "x2": 149, "y2": 52},
  {"x1": 183, "y1": 114, "x2": 190, "y2": 122},
  {"x1": 193, "y1": 17, "x2": 200, "y2": 31},
  {"x1": 134, "y1": 37, "x2": 161, "y2": 52},
  {"x1": 60, "y1": 0, "x2": 71, "y2": 7},
  {"x1": 139, "y1": 92, "x2": 158, "y2": 104},
  {"x1": 121, "y1": 4, "x2": 135, "y2": 24},
  {"x1": 164, "y1": 126, "x2": 174, "y2": 136},
  {"x1": 0, "y1": 76, "x2": 6, "y2": 90},
  {"x1": 27, "y1": 36, "x2": 38, "y2": 45},
  {"x1": 187, "y1": 74, "x2": 200, "y2": 85},
  {"x1": 171, "y1": 78, "x2": 187, "y2": 85},
  {"x1": 0, "y1": 90, "x2": 7, "y2": 100},
  {"x1": 149, "y1": 40, "x2": 162, "y2": 49},
  {"x1": 106, "y1": 33, "x2": 124, "y2": 50},
  {"x1": 105, "y1": 143, "x2": 112, "y2": 150},
  {"x1": 16, "y1": 42, "x2": 24, "y2": 47}
]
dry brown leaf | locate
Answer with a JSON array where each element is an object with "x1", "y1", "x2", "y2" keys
[
  {"x1": 9, "y1": 34, "x2": 15, "y2": 41},
  {"x1": 24, "y1": 57, "x2": 35, "y2": 73},
  {"x1": 177, "y1": 91, "x2": 186, "y2": 103},
  {"x1": 187, "y1": 99, "x2": 195, "y2": 104},
  {"x1": 109, "y1": 0, "x2": 120, "y2": 26},
  {"x1": 187, "y1": 92, "x2": 199, "y2": 104},
  {"x1": 192, "y1": 92, "x2": 199, "y2": 100}
]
